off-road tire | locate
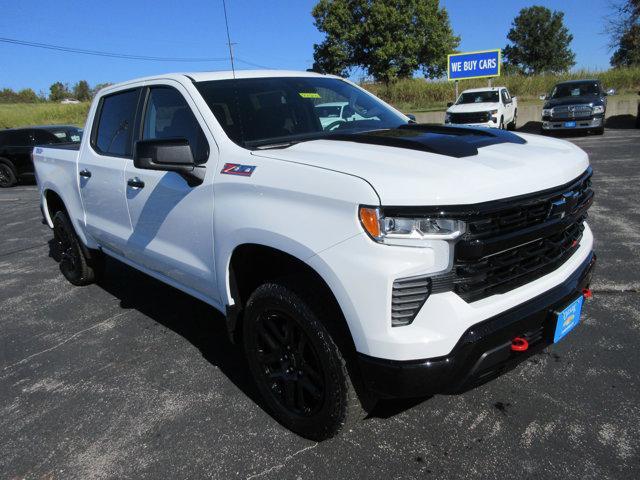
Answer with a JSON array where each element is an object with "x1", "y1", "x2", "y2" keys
[
  {"x1": 52, "y1": 211, "x2": 102, "y2": 285},
  {"x1": 243, "y1": 281, "x2": 365, "y2": 440}
]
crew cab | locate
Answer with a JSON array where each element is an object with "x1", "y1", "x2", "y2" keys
[
  {"x1": 0, "y1": 125, "x2": 82, "y2": 187},
  {"x1": 33, "y1": 71, "x2": 595, "y2": 440},
  {"x1": 542, "y1": 79, "x2": 607, "y2": 134},
  {"x1": 445, "y1": 86, "x2": 517, "y2": 130}
]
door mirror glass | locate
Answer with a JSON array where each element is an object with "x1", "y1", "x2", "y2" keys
[
  {"x1": 406, "y1": 113, "x2": 417, "y2": 123},
  {"x1": 134, "y1": 138, "x2": 205, "y2": 186}
]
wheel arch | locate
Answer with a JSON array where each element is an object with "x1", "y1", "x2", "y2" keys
[{"x1": 225, "y1": 242, "x2": 358, "y2": 354}]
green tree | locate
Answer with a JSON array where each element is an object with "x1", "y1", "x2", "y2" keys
[
  {"x1": 91, "y1": 82, "x2": 114, "y2": 98},
  {"x1": 503, "y1": 6, "x2": 575, "y2": 74},
  {"x1": 49, "y1": 81, "x2": 69, "y2": 102},
  {"x1": 312, "y1": 0, "x2": 459, "y2": 83},
  {"x1": 16, "y1": 88, "x2": 39, "y2": 103},
  {"x1": 608, "y1": 0, "x2": 640, "y2": 66},
  {"x1": 72, "y1": 80, "x2": 91, "y2": 101}
]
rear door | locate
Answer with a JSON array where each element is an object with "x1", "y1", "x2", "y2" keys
[
  {"x1": 78, "y1": 88, "x2": 141, "y2": 252},
  {"x1": 501, "y1": 89, "x2": 515, "y2": 122},
  {"x1": 123, "y1": 83, "x2": 217, "y2": 299},
  {"x1": 1, "y1": 130, "x2": 34, "y2": 176}
]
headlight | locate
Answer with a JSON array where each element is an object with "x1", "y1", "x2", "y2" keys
[
  {"x1": 444, "y1": 113, "x2": 451, "y2": 123},
  {"x1": 542, "y1": 108, "x2": 553, "y2": 116},
  {"x1": 489, "y1": 109, "x2": 498, "y2": 115},
  {"x1": 592, "y1": 105, "x2": 605, "y2": 114},
  {"x1": 359, "y1": 207, "x2": 465, "y2": 246}
]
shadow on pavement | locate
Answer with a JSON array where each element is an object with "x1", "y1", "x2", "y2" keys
[{"x1": 605, "y1": 114, "x2": 637, "y2": 129}]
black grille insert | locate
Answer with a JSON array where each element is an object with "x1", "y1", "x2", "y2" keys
[
  {"x1": 449, "y1": 111, "x2": 491, "y2": 124},
  {"x1": 450, "y1": 221, "x2": 585, "y2": 302}
]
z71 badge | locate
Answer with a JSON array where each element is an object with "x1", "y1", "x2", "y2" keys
[{"x1": 221, "y1": 163, "x2": 256, "y2": 177}]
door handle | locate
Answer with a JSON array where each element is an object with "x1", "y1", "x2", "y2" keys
[
  {"x1": 127, "y1": 177, "x2": 145, "y2": 189},
  {"x1": 79, "y1": 169, "x2": 91, "y2": 178}
]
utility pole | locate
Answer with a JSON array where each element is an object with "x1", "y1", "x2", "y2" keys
[
  {"x1": 222, "y1": 0, "x2": 236, "y2": 77},
  {"x1": 455, "y1": 80, "x2": 459, "y2": 100}
]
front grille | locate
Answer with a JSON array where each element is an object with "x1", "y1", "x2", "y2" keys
[
  {"x1": 391, "y1": 275, "x2": 431, "y2": 326},
  {"x1": 466, "y1": 171, "x2": 592, "y2": 239},
  {"x1": 426, "y1": 169, "x2": 594, "y2": 303},
  {"x1": 453, "y1": 221, "x2": 585, "y2": 302},
  {"x1": 551, "y1": 105, "x2": 593, "y2": 119},
  {"x1": 449, "y1": 111, "x2": 490, "y2": 124}
]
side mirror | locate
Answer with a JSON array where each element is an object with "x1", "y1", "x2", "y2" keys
[
  {"x1": 606, "y1": 88, "x2": 616, "y2": 96},
  {"x1": 134, "y1": 138, "x2": 205, "y2": 186},
  {"x1": 447, "y1": 102, "x2": 453, "y2": 108},
  {"x1": 406, "y1": 113, "x2": 417, "y2": 123}
]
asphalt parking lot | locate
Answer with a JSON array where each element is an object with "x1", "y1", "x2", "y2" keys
[{"x1": 1, "y1": 128, "x2": 639, "y2": 480}]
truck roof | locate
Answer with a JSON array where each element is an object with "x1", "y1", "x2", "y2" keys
[
  {"x1": 460, "y1": 87, "x2": 506, "y2": 93},
  {"x1": 98, "y1": 70, "x2": 339, "y2": 95},
  {"x1": 554, "y1": 79, "x2": 600, "y2": 86}
]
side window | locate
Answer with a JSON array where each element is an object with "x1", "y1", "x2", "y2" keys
[
  {"x1": 32, "y1": 130, "x2": 61, "y2": 145},
  {"x1": 501, "y1": 90, "x2": 510, "y2": 104},
  {"x1": 94, "y1": 89, "x2": 139, "y2": 157},
  {"x1": 142, "y1": 87, "x2": 209, "y2": 163}
]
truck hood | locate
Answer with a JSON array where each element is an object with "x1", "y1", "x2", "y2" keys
[
  {"x1": 544, "y1": 96, "x2": 605, "y2": 108},
  {"x1": 447, "y1": 102, "x2": 500, "y2": 113},
  {"x1": 252, "y1": 130, "x2": 589, "y2": 206}
]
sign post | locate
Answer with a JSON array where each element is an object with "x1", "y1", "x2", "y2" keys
[{"x1": 447, "y1": 49, "x2": 501, "y2": 99}]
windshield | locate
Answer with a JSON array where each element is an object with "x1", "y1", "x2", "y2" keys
[
  {"x1": 195, "y1": 77, "x2": 407, "y2": 148},
  {"x1": 551, "y1": 82, "x2": 600, "y2": 99},
  {"x1": 456, "y1": 91, "x2": 499, "y2": 104}
]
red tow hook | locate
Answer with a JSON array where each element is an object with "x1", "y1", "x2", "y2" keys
[
  {"x1": 511, "y1": 337, "x2": 529, "y2": 352},
  {"x1": 582, "y1": 288, "x2": 593, "y2": 300}
]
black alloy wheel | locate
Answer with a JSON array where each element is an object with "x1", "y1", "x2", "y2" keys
[{"x1": 254, "y1": 309, "x2": 325, "y2": 416}]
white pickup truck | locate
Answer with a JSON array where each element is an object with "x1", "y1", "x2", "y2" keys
[
  {"x1": 33, "y1": 70, "x2": 595, "y2": 440},
  {"x1": 445, "y1": 86, "x2": 518, "y2": 130}
]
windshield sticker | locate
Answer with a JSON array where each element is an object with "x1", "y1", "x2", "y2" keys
[
  {"x1": 221, "y1": 163, "x2": 256, "y2": 177},
  {"x1": 299, "y1": 92, "x2": 321, "y2": 99}
]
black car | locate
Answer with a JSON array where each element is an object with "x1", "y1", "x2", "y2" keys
[
  {"x1": 541, "y1": 79, "x2": 607, "y2": 135},
  {"x1": 636, "y1": 91, "x2": 640, "y2": 129},
  {"x1": 0, "y1": 125, "x2": 82, "y2": 187}
]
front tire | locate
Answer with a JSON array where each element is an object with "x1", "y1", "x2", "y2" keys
[
  {"x1": 593, "y1": 126, "x2": 605, "y2": 135},
  {"x1": 507, "y1": 111, "x2": 517, "y2": 130},
  {"x1": 0, "y1": 161, "x2": 17, "y2": 188},
  {"x1": 52, "y1": 211, "x2": 102, "y2": 286},
  {"x1": 243, "y1": 282, "x2": 365, "y2": 440},
  {"x1": 499, "y1": 116, "x2": 505, "y2": 129}
]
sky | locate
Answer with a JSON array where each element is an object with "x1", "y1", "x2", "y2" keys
[{"x1": 0, "y1": 0, "x2": 614, "y2": 94}]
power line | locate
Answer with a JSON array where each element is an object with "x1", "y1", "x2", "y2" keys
[{"x1": 0, "y1": 36, "x2": 228, "y2": 62}]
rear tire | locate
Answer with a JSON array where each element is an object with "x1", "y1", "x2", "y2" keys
[
  {"x1": 243, "y1": 282, "x2": 365, "y2": 440},
  {"x1": 0, "y1": 161, "x2": 17, "y2": 188},
  {"x1": 52, "y1": 211, "x2": 102, "y2": 286}
]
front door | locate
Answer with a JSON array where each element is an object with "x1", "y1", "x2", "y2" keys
[
  {"x1": 123, "y1": 84, "x2": 217, "y2": 300},
  {"x1": 78, "y1": 88, "x2": 141, "y2": 253}
]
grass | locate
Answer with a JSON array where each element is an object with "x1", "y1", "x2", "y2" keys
[
  {"x1": 0, "y1": 102, "x2": 90, "y2": 129},
  {"x1": 0, "y1": 67, "x2": 638, "y2": 127},
  {"x1": 364, "y1": 67, "x2": 640, "y2": 112}
]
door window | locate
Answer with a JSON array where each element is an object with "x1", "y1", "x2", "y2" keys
[
  {"x1": 32, "y1": 129, "x2": 62, "y2": 145},
  {"x1": 142, "y1": 87, "x2": 209, "y2": 163},
  {"x1": 501, "y1": 90, "x2": 511, "y2": 104},
  {"x1": 93, "y1": 89, "x2": 139, "y2": 157}
]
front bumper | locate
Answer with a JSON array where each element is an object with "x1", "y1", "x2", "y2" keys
[
  {"x1": 357, "y1": 252, "x2": 595, "y2": 399},
  {"x1": 542, "y1": 116, "x2": 604, "y2": 130}
]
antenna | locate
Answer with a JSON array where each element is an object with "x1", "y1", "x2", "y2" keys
[{"x1": 221, "y1": 0, "x2": 236, "y2": 78}]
